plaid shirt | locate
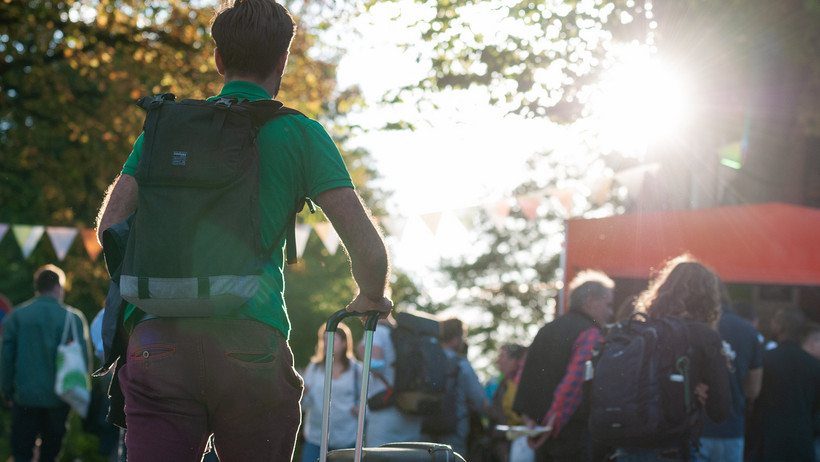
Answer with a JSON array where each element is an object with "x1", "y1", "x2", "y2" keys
[{"x1": 545, "y1": 326, "x2": 602, "y2": 435}]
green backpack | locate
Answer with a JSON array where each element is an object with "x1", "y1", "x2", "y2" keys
[{"x1": 119, "y1": 93, "x2": 312, "y2": 317}]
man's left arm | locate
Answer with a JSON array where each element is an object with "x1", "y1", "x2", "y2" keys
[{"x1": 314, "y1": 187, "x2": 392, "y2": 317}]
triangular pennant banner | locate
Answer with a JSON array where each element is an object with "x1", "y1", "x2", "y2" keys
[
  {"x1": 0, "y1": 223, "x2": 8, "y2": 242},
  {"x1": 420, "y1": 212, "x2": 443, "y2": 235},
  {"x1": 81, "y1": 229, "x2": 103, "y2": 261},
  {"x1": 12, "y1": 225, "x2": 45, "y2": 259},
  {"x1": 46, "y1": 227, "x2": 79, "y2": 261},
  {"x1": 549, "y1": 188, "x2": 576, "y2": 216},
  {"x1": 590, "y1": 176, "x2": 614, "y2": 206},
  {"x1": 294, "y1": 224, "x2": 312, "y2": 259},
  {"x1": 485, "y1": 200, "x2": 512, "y2": 231},
  {"x1": 516, "y1": 196, "x2": 542, "y2": 220},
  {"x1": 313, "y1": 222, "x2": 340, "y2": 256},
  {"x1": 380, "y1": 216, "x2": 408, "y2": 240},
  {"x1": 454, "y1": 207, "x2": 479, "y2": 230}
]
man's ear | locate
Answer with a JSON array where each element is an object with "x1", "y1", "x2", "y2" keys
[{"x1": 214, "y1": 48, "x2": 225, "y2": 76}]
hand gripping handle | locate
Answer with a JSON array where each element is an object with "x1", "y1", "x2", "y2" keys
[{"x1": 326, "y1": 308, "x2": 381, "y2": 333}]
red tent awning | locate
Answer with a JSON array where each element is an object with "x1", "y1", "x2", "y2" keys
[{"x1": 564, "y1": 203, "x2": 820, "y2": 287}]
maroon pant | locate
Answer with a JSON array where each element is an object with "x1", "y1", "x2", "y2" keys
[{"x1": 119, "y1": 318, "x2": 303, "y2": 462}]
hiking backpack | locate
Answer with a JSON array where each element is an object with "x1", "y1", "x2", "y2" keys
[
  {"x1": 119, "y1": 93, "x2": 311, "y2": 317},
  {"x1": 389, "y1": 311, "x2": 449, "y2": 415},
  {"x1": 587, "y1": 312, "x2": 699, "y2": 449},
  {"x1": 421, "y1": 353, "x2": 461, "y2": 435}
]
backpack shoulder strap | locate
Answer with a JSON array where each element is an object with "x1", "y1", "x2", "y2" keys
[{"x1": 253, "y1": 103, "x2": 315, "y2": 265}]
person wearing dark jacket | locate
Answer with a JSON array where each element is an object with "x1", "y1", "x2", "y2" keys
[
  {"x1": 513, "y1": 270, "x2": 615, "y2": 462},
  {"x1": 747, "y1": 308, "x2": 820, "y2": 462},
  {"x1": 616, "y1": 255, "x2": 731, "y2": 462}
]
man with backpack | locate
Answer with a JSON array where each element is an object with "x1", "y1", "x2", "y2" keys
[
  {"x1": 513, "y1": 270, "x2": 615, "y2": 462},
  {"x1": 421, "y1": 317, "x2": 490, "y2": 457},
  {"x1": 95, "y1": 0, "x2": 391, "y2": 460},
  {"x1": 363, "y1": 314, "x2": 424, "y2": 447}
]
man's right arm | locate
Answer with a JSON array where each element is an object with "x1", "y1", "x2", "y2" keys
[
  {"x1": 96, "y1": 173, "x2": 138, "y2": 244},
  {"x1": 314, "y1": 187, "x2": 392, "y2": 317}
]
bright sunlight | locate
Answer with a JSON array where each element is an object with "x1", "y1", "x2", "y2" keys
[{"x1": 590, "y1": 48, "x2": 695, "y2": 158}]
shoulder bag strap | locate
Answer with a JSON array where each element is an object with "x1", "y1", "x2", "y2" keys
[{"x1": 60, "y1": 312, "x2": 72, "y2": 345}]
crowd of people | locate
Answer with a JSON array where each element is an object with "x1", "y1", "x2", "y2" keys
[
  {"x1": 295, "y1": 253, "x2": 820, "y2": 462},
  {"x1": 5, "y1": 254, "x2": 820, "y2": 462}
]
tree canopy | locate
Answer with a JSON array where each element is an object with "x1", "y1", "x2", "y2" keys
[{"x1": 399, "y1": 0, "x2": 820, "y2": 130}]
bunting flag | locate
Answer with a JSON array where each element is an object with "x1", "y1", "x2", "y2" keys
[
  {"x1": 46, "y1": 226, "x2": 79, "y2": 261},
  {"x1": 12, "y1": 225, "x2": 45, "y2": 259},
  {"x1": 549, "y1": 187, "x2": 576, "y2": 216},
  {"x1": 294, "y1": 224, "x2": 312, "y2": 259},
  {"x1": 516, "y1": 196, "x2": 542, "y2": 220},
  {"x1": 420, "y1": 212, "x2": 443, "y2": 235},
  {"x1": 0, "y1": 171, "x2": 625, "y2": 263},
  {"x1": 486, "y1": 200, "x2": 512, "y2": 231},
  {"x1": 380, "y1": 216, "x2": 408, "y2": 239},
  {"x1": 454, "y1": 207, "x2": 479, "y2": 230},
  {"x1": 313, "y1": 222, "x2": 340, "y2": 256},
  {"x1": 590, "y1": 176, "x2": 614, "y2": 206},
  {"x1": 81, "y1": 229, "x2": 103, "y2": 261}
]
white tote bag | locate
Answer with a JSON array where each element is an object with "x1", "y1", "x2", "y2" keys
[{"x1": 54, "y1": 312, "x2": 90, "y2": 418}]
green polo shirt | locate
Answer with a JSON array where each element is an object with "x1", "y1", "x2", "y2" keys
[{"x1": 121, "y1": 81, "x2": 354, "y2": 338}]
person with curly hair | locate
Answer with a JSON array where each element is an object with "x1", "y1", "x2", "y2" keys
[{"x1": 616, "y1": 254, "x2": 731, "y2": 462}]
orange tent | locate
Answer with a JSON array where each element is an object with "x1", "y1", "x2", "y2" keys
[{"x1": 564, "y1": 202, "x2": 820, "y2": 293}]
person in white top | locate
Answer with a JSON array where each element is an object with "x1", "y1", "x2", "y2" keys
[{"x1": 300, "y1": 322, "x2": 361, "y2": 462}]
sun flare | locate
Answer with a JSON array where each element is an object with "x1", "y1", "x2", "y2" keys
[{"x1": 591, "y1": 51, "x2": 694, "y2": 157}]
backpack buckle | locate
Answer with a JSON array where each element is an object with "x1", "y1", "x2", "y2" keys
[
  {"x1": 214, "y1": 97, "x2": 236, "y2": 109},
  {"x1": 137, "y1": 93, "x2": 176, "y2": 110}
]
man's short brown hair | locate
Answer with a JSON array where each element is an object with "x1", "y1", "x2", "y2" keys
[
  {"x1": 34, "y1": 264, "x2": 65, "y2": 294},
  {"x1": 211, "y1": 0, "x2": 296, "y2": 80}
]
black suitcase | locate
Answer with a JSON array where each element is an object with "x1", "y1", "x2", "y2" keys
[{"x1": 319, "y1": 309, "x2": 466, "y2": 462}]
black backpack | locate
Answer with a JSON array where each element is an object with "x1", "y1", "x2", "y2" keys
[
  {"x1": 120, "y1": 93, "x2": 311, "y2": 317},
  {"x1": 587, "y1": 313, "x2": 699, "y2": 449},
  {"x1": 421, "y1": 353, "x2": 461, "y2": 435},
  {"x1": 390, "y1": 311, "x2": 449, "y2": 415}
]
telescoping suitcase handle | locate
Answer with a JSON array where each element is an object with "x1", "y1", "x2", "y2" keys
[{"x1": 320, "y1": 309, "x2": 381, "y2": 462}]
